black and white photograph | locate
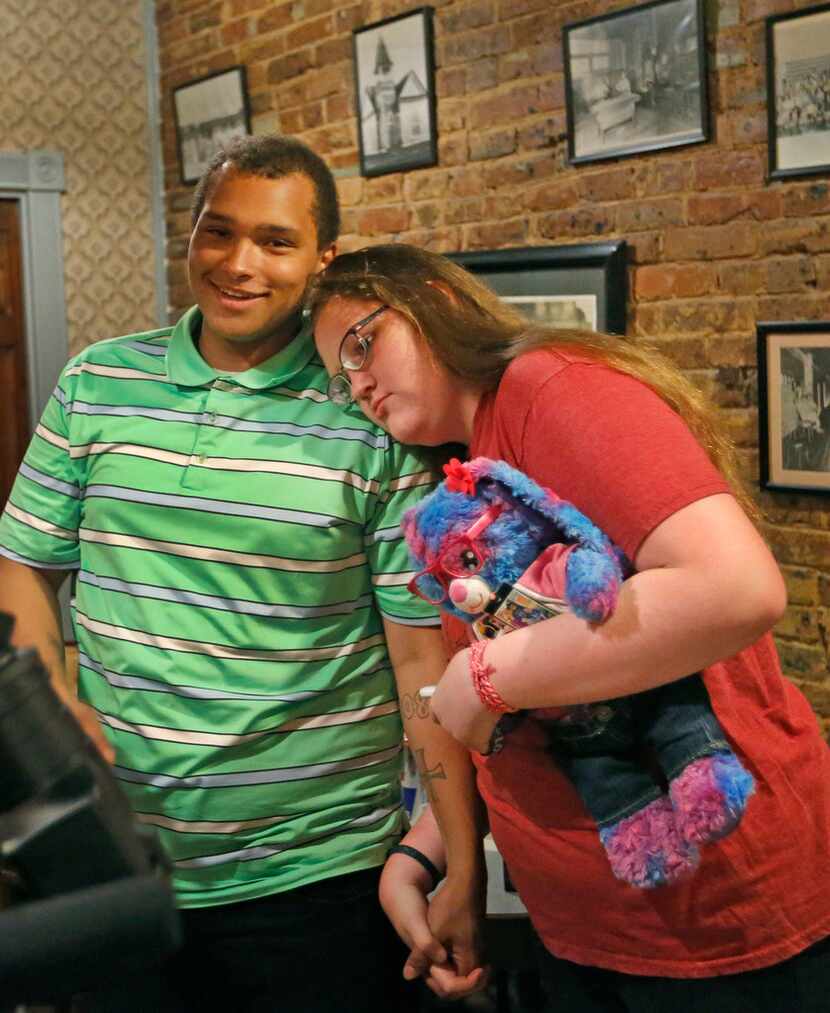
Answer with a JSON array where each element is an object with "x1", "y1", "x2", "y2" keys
[
  {"x1": 563, "y1": 0, "x2": 708, "y2": 165},
  {"x1": 448, "y1": 241, "x2": 628, "y2": 338},
  {"x1": 503, "y1": 294, "x2": 596, "y2": 330},
  {"x1": 352, "y1": 7, "x2": 437, "y2": 177},
  {"x1": 766, "y1": 3, "x2": 830, "y2": 180},
  {"x1": 757, "y1": 322, "x2": 830, "y2": 496},
  {"x1": 173, "y1": 66, "x2": 251, "y2": 185}
]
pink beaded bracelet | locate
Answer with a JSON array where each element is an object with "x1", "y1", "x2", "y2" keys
[{"x1": 469, "y1": 640, "x2": 518, "y2": 714}]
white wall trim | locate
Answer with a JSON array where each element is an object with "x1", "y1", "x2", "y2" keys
[
  {"x1": 142, "y1": 0, "x2": 168, "y2": 327},
  {"x1": 0, "y1": 149, "x2": 68, "y2": 428}
]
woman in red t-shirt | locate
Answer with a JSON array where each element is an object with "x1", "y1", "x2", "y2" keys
[{"x1": 309, "y1": 244, "x2": 830, "y2": 1012}]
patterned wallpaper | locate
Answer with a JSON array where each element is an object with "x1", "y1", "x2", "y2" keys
[{"x1": 0, "y1": 0, "x2": 158, "y2": 356}]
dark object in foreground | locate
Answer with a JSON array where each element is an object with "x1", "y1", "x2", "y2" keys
[{"x1": 0, "y1": 612, "x2": 180, "y2": 1004}]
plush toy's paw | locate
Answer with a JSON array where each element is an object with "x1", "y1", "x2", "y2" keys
[
  {"x1": 669, "y1": 751, "x2": 755, "y2": 847},
  {"x1": 599, "y1": 795, "x2": 699, "y2": 889},
  {"x1": 565, "y1": 547, "x2": 620, "y2": 623}
]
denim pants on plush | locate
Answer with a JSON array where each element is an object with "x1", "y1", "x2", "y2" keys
[{"x1": 545, "y1": 673, "x2": 730, "y2": 827}]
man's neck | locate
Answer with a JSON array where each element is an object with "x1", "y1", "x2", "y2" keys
[{"x1": 197, "y1": 317, "x2": 302, "y2": 373}]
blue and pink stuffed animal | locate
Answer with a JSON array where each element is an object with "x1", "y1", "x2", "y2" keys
[{"x1": 403, "y1": 457, "x2": 754, "y2": 889}]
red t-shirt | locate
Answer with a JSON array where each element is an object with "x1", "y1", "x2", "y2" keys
[{"x1": 449, "y1": 348, "x2": 830, "y2": 977}]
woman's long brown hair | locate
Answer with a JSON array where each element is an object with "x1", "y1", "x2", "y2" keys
[{"x1": 308, "y1": 243, "x2": 757, "y2": 520}]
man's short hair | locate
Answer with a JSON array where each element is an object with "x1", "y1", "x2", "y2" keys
[{"x1": 191, "y1": 135, "x2": 340, "y2": 250}]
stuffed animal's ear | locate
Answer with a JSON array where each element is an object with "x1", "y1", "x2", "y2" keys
[
  {"x1": 564, "y1": 548, "x2": 622, "y2": 623},
  {"x1": 470, "y1": 458, "x2": 620, "y2": 561}
]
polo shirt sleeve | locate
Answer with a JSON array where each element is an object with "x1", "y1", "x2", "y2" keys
[
  {"x1": 364, "y1": 440, "x2": 440, "y2": 627},
  {"x1": 0, "y1": 363, "x2": 83, "y2": 570}
]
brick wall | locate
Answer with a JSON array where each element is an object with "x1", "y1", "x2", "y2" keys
[{"x1": 155, "y1": 0, "x2": 830, "y2": 730}]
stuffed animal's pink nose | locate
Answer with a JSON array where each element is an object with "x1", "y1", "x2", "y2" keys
[{"x1": 448, "y1": 576, "x2": 492, "y2": 614}]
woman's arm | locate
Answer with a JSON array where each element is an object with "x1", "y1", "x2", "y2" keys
[{"x1": 430, "y1": 493, "x2": 787, "y2": 751}]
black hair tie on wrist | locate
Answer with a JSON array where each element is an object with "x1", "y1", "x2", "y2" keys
[{"x1": 386, "y1": 844, "x2": 442, "y2": 891}]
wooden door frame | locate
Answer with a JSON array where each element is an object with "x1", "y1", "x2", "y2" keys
[
  {"x1": 0, "y1": 150, "x2": 68, "y2": 428},
  {"x1": 0, "y1": 152, "x2": 72, "y2": 639}
]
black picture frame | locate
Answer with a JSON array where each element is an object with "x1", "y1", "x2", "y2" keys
[
  {"x1": 352, "y1": 7, "x2": 438, "y2": 178},
  {"x1": 173, "y1": 66, "x2": 252, "y2": 186},
  {"x1": 766, "y1": 2, "x2": 830, "y2": 181},
  {"x1": 757, "y1": 321, "x2": 830, "y2": 496},
  {"x1": 563, "y1": 0, "x2": 709, "y2": 166},
  {"x1": 447, "y1": 240, "x2": 628, "y2": 337}
]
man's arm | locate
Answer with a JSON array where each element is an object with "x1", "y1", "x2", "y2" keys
[
  {"x1": 382, "y1": 619, "x2": 486, "y2": 979},
  {"x1": 0, "y1": 557, "x2": 113, "y2": 761}
]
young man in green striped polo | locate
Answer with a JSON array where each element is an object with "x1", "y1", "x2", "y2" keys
[{"x1": 0, "y1": 135, "x2": 484, "y2": 1011}]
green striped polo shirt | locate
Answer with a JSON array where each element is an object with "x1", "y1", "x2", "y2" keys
[{"x1": 0, "y1": 307, "x2": 439, "y2": 907}]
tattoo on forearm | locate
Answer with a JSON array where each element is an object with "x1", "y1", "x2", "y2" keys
[
  {"x1": 414, "y1": 747, "x2": 447, "y2": 803},
  {"x1": 401, "y1": 691, "x2": 431, "y2": 721}
]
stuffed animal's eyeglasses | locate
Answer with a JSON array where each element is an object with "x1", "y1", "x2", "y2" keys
[
  {"x1": 408, "y1": 503, "x2": 505, "y2": 604},
  {"x1": 326, "y1": 305, "x2": 388, "y2": 406}
]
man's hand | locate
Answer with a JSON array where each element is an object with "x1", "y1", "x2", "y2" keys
[
  {"x1": 423, "y1": 874, "x2": 489, "y2": 999},
  {"x1": 73, "y1": 699, "x2": 115, "y2": 764},
  {"x1": 428, "y1": 648, "x2": 500, "y2": 754},
  {"x1": 420, "y1": 963, "x2": 489, "y2": 1002},
  {"x1": 55, "y1": 686, "x2": 115, "y2": 764}
]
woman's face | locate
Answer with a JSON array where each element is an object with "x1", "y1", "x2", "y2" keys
[{"x1": 314, "y1": 295, "x2": 474, "y2": 446}]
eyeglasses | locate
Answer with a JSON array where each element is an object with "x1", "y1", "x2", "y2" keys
[
  {"x1": 407, "y1": 504, "x2": 505, "y2": 604},
  {"x1": 326, "y1": 305, "x2": 388, "y2": 406}
]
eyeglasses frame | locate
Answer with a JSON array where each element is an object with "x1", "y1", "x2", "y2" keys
[
  {"x1": 326, "y1": 304, "x2": 389, "y2": 405},
  {"x1": 407, "y1": 503, "x2": 506, "y2": 604}
]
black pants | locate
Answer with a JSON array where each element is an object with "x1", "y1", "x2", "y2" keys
[
  {"x1": 75, "y1": 867, "x2": 418, "y2": 1013},
  {"x1": 534, "y1": 931, "x2": 830, "y2": 1013}
]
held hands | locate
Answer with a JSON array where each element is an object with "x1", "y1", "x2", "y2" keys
[
  {"x1": 379, "y1": 855, "x2": 488, "y2": 1001},
  {"x1": 426, "y1": 647, "x2": 501, "y2": 755},
  {"x1": 424, "y1": 875, "x2": 489, "y2": 1000}
]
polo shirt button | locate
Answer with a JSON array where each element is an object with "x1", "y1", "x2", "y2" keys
[
  {"x1": 207, "y1": 413, "x2": 216, "y2": 424},
  {"x1": 594, "y1": 705, "x2": 614, "y2": 722},
  {"x1": 193, "y1": 454, "x2": 205, "y2": 465}
]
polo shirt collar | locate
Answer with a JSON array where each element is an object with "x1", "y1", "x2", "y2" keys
[{"x1": 166, "y1": 306, "x2": 316, "y2": 390}]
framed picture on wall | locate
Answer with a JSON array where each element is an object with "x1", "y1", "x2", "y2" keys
[
  {"x1": 766, "y1": 3, "x2": 830, "y2": 180},
  {"x1": 563, "y1": 0, "x2": 709, "y2": 165},
  {"x1": 757, "y1": 321, "x2": 830, "y2": 496},
  {"x1": 447, "y1": 240, "x2": 628, "y2": 337},
  {"x1": 173, "y1": 66, "x2": 252, "y2": 185},
  {"x1": 352, "y1": 7, "x2": 438, "y2": 177}
]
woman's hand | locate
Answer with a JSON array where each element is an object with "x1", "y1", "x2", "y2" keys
[{"x1": 428, "y1": 647, "x2": 501, "y2": 754}]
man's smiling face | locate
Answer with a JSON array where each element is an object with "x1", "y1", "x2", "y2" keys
[{"x1": 187, "y1": 166, "x2": 334, "y2": 365}]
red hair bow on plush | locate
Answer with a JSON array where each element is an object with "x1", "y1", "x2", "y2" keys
[{"x1": 443, "y1": 458, "x2": 476, "y2": 495}]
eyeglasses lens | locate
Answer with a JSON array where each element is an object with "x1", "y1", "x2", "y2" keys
[
  {"x1": 339, "y1": 332, "x2": 366, "y2": 371},
  {"x1": 327, "y1": 373, "x2": 353, "y2": 405}
]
